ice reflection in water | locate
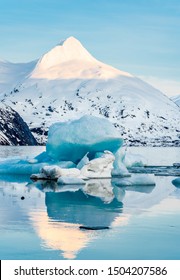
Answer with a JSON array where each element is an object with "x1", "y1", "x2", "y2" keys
[
  {"x1": 0, "y1": 172, "x2": 180, "y2": 259},
  {"x1": 28, "y1": 178, "x2": 156, "y2": 258},
  {"x1": 28, "y1": 179, "x2": 125, "y2": 258}
]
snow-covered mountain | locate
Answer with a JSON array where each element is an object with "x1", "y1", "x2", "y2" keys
[
  {"x1": 0, "y1": 104, "x2": 37, "y2": 145},
  {"x1": 0, "y1": 36, "x2": 180, "y2": 146},
  {"x1": 0, "y1": 59, "x2": 36, "y2": 94},
  {"x1": 171, "y1": 95, "x2": 180, "y2": 107}
]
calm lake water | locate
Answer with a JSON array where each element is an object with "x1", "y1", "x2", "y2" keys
[{"x1": 0, "y1": 146, "x2": 179, "y2": 260}]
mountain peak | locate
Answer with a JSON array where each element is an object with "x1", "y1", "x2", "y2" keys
[
  {"x1": 58, "y1": 36, "x2": 80, "y2": 46},
  {"x1": 34, "y1": 36, "x2": 97, "y2": 71}
]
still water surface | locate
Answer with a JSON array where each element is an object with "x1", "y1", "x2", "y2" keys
[{"x1": 0, "y1": 146, "x2": 179, "y2": 260}]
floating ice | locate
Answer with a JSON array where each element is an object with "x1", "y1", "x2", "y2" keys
[
  {"x1": 113, "y1": 174, "x2": 155, "y2": 187},
  {"x1": 33, "y1": 166, "x2": 82, "y2": 180},
  {"x1": 35, "y1": 151, "x2": 53, "y2": 163},
  {"x1": 57, "y1": 176, "x2": 86, "y2": 185},
  {"x1": 46, "y1": 115, "x2": 123, "y2": 163},
  {"x1": 172, "y1": 178, "x2": 180, "y2": 188},
  {"x1": 112, "y1": 149, "x2": 130, "y2": 177},
  {"x1": 0, "y1": 157, "x2": 75, "y2": 175},
  {"x1": 80, "y1": 151, "x2": 115, "y2": 178},
  {"x1": 31, "y1": 149, "x2": 132, "y2": 180},
  {"x1": 42, "y1": 165, "x2": 81, "y2": 178},
  {"x1": 0, "y1": 116, "x2": 124, "y2": 178},
  {"x1": 0, "y1": 115, "x2": 152, "y2": 183},
  {"x1": 31, "y1": 151, "x2": 116, "y2": 180},
  {"x1": 76, "y1": 153, "x2": 89, "y2": 169},
  {"x1": 0, "y1": 158, "x2": 46, "y2": 175}
]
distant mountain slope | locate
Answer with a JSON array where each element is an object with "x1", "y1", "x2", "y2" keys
[
  {"x1": 0, "y1": 60, "x2": 36, "y2": 94},
  {"x1": 0, "y1": 104, "x2": 37, "y2": 145},
  {"x1": 0, "y1": 37, "x2": 180, "y2": 146},
  {"x1": 171, "y1": 95, "x2": 180, "y2": 107}
]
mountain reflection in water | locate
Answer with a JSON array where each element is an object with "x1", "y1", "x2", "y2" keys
[
  {"x1": 29, "y1": 179, "x2": 124, "y2": 259},
  {"x1": 2, "y1": 173, "x2": 179, "y2": 259}
]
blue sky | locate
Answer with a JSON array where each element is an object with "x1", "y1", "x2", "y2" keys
[{"x1": 0, "y1": 0, "x2": 179, "y2": 96}]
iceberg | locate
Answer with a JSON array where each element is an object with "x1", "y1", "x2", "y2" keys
[
  {"x1": 46, "y1": 115, "x2": 123, "y2": 163},
  {"x1": 32, "y1": 151, "x2": 116, "y2": 180},
  {"x1": 0, "y1": 116, "x2": 124, "y2": 178},
  {"x1": 0, "y1": 115, "x2": 153, "y2": 184}
]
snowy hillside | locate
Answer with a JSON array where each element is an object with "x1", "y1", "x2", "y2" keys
[
  {"x1": 171, "y1": 95, "x2": 180, "y2": 107},
  {"x1": 0, "y1": 36, "x2": 180, "y2": 146},
  {"x1": 0, "y1": 104, "x2": 37, "y2": 145},
  {"x1": 0, "y1": 59, "x2": 36, "y2": 94}
]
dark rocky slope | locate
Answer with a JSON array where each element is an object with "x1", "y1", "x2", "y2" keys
[{"x1": 0, "y1": 105, "x2": 37, "y2": 145}]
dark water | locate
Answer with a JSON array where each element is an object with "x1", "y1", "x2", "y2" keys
[{"x1": 0, "y1": 147, "x2": 179, "y2": 260}]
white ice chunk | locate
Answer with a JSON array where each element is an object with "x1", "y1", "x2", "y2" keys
[
  {"x1": 112, "y1": 148, "x2": 130, "y2": 177},
  {"x1": 41, "y1": 166, "x2": 81, "y2": 179},
  {"x1": 80, "y1": 151, "x2": 115, "y2": 178}
]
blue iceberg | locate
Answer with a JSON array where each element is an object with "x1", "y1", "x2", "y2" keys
[
  {"x1": 0, "y1": 115, "x2": 150, "y2": 181},
  {"x1": 46, "y1": 115, "x2": 123, "y2": 163}
]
